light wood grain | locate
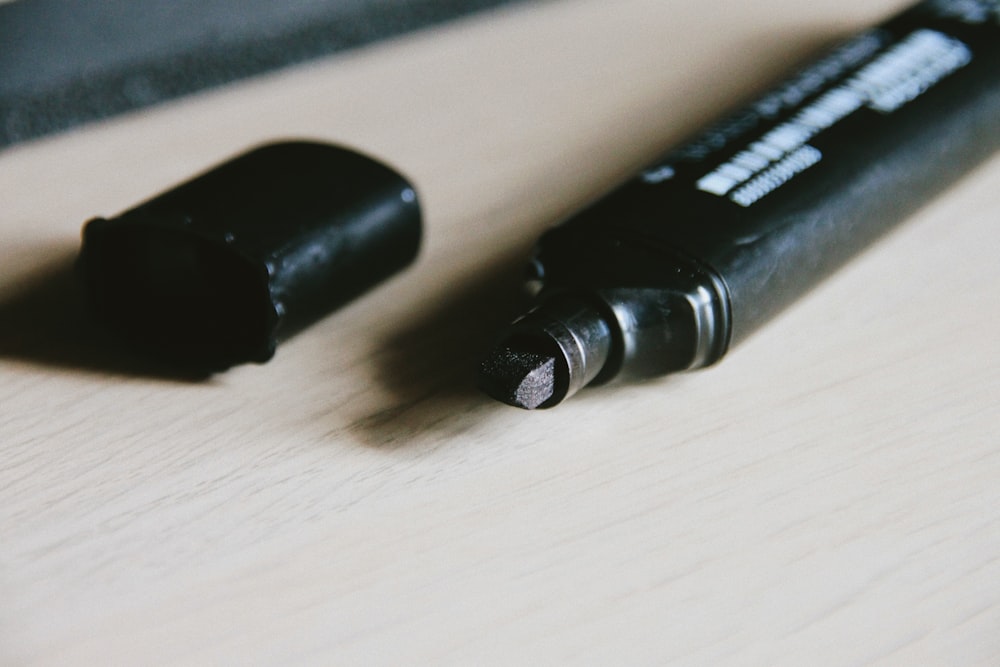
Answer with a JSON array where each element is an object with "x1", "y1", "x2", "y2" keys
[{"x1": 2, "y1": 0, "x2": 999, "y2": 664}]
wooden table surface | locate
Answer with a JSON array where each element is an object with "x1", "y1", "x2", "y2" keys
[{"x1": 3, "y1": 0, "x2": 999, "y2": 663}]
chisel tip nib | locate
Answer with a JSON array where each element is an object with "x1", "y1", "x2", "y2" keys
[{"x1": 478, "y1": 345, "x2": 557, "y2": 409}]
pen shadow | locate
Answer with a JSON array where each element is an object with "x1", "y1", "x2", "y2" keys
[
  {"x1": 0, "y1": 241, "x2": 210, "y2": 382},
  {"x1": 348, "y1": 249, "x2": 531, "y2": 448}
]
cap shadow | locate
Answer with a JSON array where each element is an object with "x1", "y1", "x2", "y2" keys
[{"x1": 0, "y1": 241, "x2": 210, "y2": 382}]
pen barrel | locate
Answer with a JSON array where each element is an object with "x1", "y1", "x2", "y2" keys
[
  {"x1": 686, "y1": 9, "x2": 1000, "y2": 346},
  {"x1": 536, "y1": 0, "x2": 1000, "y2": 362}
]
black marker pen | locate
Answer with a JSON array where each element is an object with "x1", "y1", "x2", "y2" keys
[{"x1": 478, "y1": 0, "x2": 1000, "y2": 409}]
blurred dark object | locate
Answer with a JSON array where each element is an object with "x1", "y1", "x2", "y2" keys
[
  {"x1": 78, "y1": 141, "x2": 422, "y2": 370},
  {"x1": 0, "y1": 0, "x2": 534, "y2": 149}
]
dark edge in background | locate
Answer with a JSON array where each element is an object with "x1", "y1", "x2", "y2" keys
[{"x1": 0, "y1": 0, "x2": 535, "y2": 149}]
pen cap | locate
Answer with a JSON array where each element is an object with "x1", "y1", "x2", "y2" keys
[{"x1": 78, "y1": 141, "x2": 421, "y2": 369}]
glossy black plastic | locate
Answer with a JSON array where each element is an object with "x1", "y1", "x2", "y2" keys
[
  {"x1": 78, "y1": 141, "x2": 421, "y2": 369},
  {"x1": 496, "y1": 0, "x2": 1000, "y2": 401}
]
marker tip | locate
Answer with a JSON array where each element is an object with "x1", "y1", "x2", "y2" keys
[{"x1": 478, "y1": 345, "x2": 557, "y2": 410}]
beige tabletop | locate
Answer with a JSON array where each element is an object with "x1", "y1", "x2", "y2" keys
[{"x1": 3, "y1": 0, "x2": 999, "y2": 663}]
